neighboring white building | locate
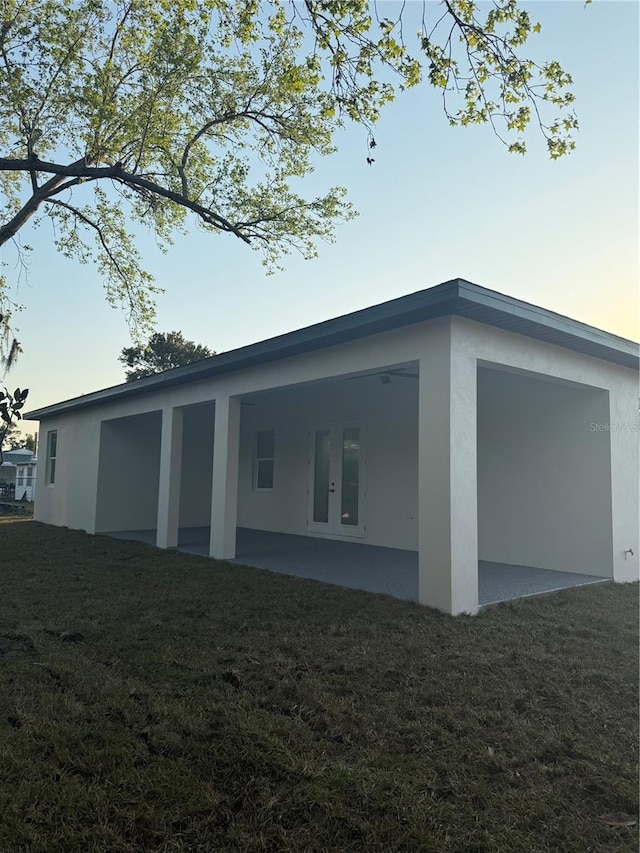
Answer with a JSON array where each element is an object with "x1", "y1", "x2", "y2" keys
[
  {"x1": 0, "y1": 448, "x2": 37, "y2": 501},
  {"x1": 24, "y1": 280, "x2": 640, "y2": 614}
]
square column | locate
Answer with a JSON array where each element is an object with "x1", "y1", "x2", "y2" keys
[
  {"x1": 418, "y1": 320, "x2": 478, "y2": 614},
  {"x1": 209, "y1": 395, "x2": 241, "y2": 559},
  {"x1": 157, "y1": 406, "x2": 183, "y2": 549},
  {"x1": 609, "y1": 383, "x2": 640, "y2": 582}
]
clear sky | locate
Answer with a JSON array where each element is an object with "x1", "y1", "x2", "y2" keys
[{"x1": 2, "y1": 0, "x2": 638, "y2": 433}]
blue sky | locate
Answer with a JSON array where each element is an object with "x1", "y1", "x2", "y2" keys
[{"x1": 2, "y1": 1, "x2": 638, "y2": 430}]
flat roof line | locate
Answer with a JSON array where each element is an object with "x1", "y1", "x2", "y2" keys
[{"x1": 24, "y1": 278, "x2": 639, "y2": 420}]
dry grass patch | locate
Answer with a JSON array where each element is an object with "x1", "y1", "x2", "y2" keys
[{"x1": 0, "y1": 519, "x2": 637, "y2": 852}]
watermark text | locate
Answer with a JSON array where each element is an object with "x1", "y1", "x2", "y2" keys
[{"x1": 589, "y1": 422, "x2": 639, "y2": 432}]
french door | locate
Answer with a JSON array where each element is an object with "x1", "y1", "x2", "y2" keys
[{"x1": 307, "y1": 423, "x2": 365, "y2": 538}]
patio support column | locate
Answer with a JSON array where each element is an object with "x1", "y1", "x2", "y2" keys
[
  {"x1": 209, "y1": 394, "x2": 241, "y2": 559},
  {"x1": 609, "y1": 383, "x2": 640, "y2": 582},
  {"x1": 418, "y1": 319, "x2": 478, "y2": 614},
  {"x1": 156, "y1": 406, "x2": 183, "y2": 549}
]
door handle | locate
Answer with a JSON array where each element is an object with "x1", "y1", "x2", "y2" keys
[{"x1": 328, "y1": 488, "x2": 336, "y2": 493}]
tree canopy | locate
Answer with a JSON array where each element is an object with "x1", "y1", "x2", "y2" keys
[
  {"x1": 0, "y1": 385, "x2": 28, "y2": 462},
  {"x1": 119, "y1": 330, "x2": 214, "y2": 381},
  {"x1": 0, "y1": 0, "x2": 578, "y2": 362},
  {"x1": 1, "y1": 421, "x2": 34, "y2": 451}
]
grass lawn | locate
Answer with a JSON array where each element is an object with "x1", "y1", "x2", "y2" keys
[
  {"x1": 0, "y1": 518, "x2": 637, "y2": 852},
  {"x1": 0, "y1": 500, "x2": 33, "y2": 518}
]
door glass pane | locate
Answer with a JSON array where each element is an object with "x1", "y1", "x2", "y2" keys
[
  {"x1": 313, "y1": 430, "x2": 331, "y2": 523},
  {"x1": 341, "y1": 427, "x2": 359, "y2": 526}
]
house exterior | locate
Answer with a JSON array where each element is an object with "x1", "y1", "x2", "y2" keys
[
  {"x1": 0, "y1": 448, "x2": 37, "y2": 500},
  {"x1": 24, "y1": 279, "x2": 640, "y2": 614},
  {"x1": 0, "y1": 462, "x2": 16, "y2": 498},
  {"x1": 15, "y1": 455, "x2": 37, "y2": 501}
]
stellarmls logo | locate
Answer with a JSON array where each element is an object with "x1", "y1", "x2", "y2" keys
[{"x1": 589, "y1": 422, "x2": 639, "y2": 432}]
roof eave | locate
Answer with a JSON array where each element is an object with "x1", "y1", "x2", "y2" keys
[{"x1": 24, "y1": 278, "x2": 639, "y2": 420}]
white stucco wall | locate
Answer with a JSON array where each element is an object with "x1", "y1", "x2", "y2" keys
[
  {"x1": 235, "y1": 378, "x2": 419, "y2": 549},
  {"x1": 30, "y1": 323, "x2": 430, "y2": 540},
  {"x1": 477, "y1": 366, "x2": 613, "y2": 576},
  {"x1": 455, "y1": 317, "x2": 639, "y2": 585},
  {"x1": 417, "y1": 319, "x2": 479, "y2": 614},
  {"x1": 30, "y1": 310, "x2": 639, "y2": 612},
  {"x1": 33, "y1": 409, "x2": 102, "y2": 532},
  {"x1": 608, "y1": 380, "x2": 640, "y2": 583},
  {"x1": 178, "y1": 402, "x2": 215, "y2": 528},
  {"x1": 94, "y1": 411, "x2": 162, "y2": 532}
]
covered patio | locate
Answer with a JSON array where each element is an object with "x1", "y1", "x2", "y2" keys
[
  {"x1": 98, "y1": 352, "x2": 616, "y2": 612},
  {"x1": 29, "y1": 282, "x2": 637, "y2": 615},
  {"x1": 106, "y1": 526, "x2": 609, "y2": 607}
]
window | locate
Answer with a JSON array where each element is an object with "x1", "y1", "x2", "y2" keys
[
  {"x1": 46, "y1": 430, "x2": 57, "y2": 485},
  {"x1": 254, "y1": 429, "x2": 275, "y2": 490}
]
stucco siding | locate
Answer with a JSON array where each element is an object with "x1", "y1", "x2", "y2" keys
[
  {"x1": 33, "y1": 409, "x2": 101, "y2": 533},
  {"x1": 455, "y1": 316, "x2": 639, "y2": 584},
  {"x1": 236, "y1": 378, "x2": 419, "y2": 550},
  {"x1": 608, "y1": 379, "x2": 640, "y2": 583},
  {"x1": 95, "y1": 411, "x2": 162, "y2": 532},
  {"x1": 29, "y1": 309, "x2": 638, "y2": 607},
  {"x1": 477, "y1": 366, "x2": 613, "y2": 576},
  {"x1": 178, "y1": 403, "x2": 215, "y2": 528}
]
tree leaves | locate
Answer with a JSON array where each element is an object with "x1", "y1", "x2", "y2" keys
[
  {"x1": 0, "y1": 384, "x2": 29, "y2": 463},
  {"x1": 0, "y1": 0, "x2": 579, "y2": 359},
  {"x1": 119, "y1": 330, "x2": 213, "y2": 381}
]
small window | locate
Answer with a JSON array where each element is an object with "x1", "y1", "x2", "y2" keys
[
  {"x1": 254, "y1": 429, "x2": 274, "y2": 490},
  {"x1": 46, "y1": 430, "x2": 57, "y2": 485}
]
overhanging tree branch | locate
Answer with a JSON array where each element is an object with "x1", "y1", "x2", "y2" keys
[
  {"x1": 0, "y1": 157, "x2": 89, "y2": 245},
  {"x1": 0, "y1": 158, "x2": 252, "y2": 245},
  {"x1": 0, "y1": 0, "x2": 579, "y2": 362}
]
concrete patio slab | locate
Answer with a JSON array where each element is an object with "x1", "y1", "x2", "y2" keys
[{"x1": 104, "y1": 526, "x2": 608, "y2": 606}]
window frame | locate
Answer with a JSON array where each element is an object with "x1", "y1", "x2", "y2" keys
[
  {"x1": 45, "y1": 430, "x2": 57, "y2": 486},
  {"x1": 253, "y1": 428, "x2": 275, "y2": 491}
]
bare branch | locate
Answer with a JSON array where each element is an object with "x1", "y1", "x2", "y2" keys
[{"x1": 0, "y1": 157, "x2": 251, "y2": 245}]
